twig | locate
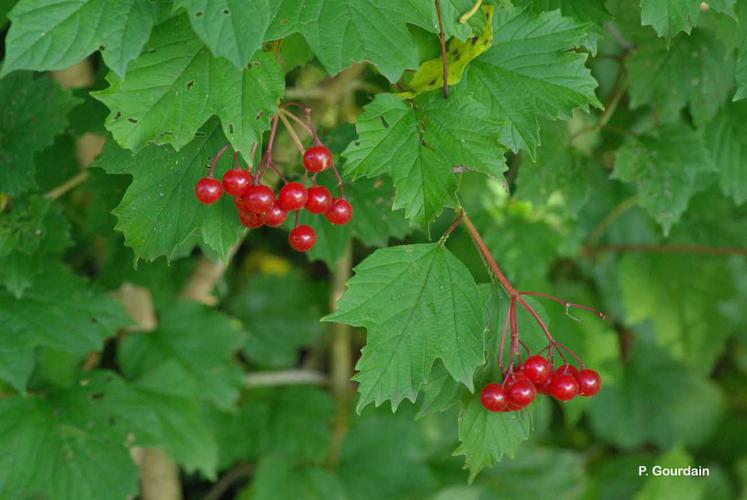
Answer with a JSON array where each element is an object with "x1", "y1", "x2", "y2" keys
[
  {"x1": 45, "y1": 171, "x2": 89, "y2": 199},
  {"x1": 585, "y1": 196, "x2": 638, "y2": 247},
  {"x1": 278, "y1": 111, "x2": 307, "y2": 155},
  {"x1": 327, "y1": 244, "x2": 354, "y2": 466},
  {"x1": 435, "y1": 0, "x2": 449, "y2": 98},
  {"x1": 204, "y1": 463, "x2": 253, "y2": 500},
  {"x1": 461, "y1": 213, "x2": 517, "y2": 295},
  {"x1": 243, "y1": 369, "x2": 327, "y2": 388},
  {"x1": 583, "y1": 244, "x2": 747, "y2": 257}
]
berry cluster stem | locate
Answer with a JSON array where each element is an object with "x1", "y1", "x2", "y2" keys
[
  {"x1": 451, "y1": 211, "x2": 603, "y2": 376},
  {"x1": 435, "y1": 0, "x2": 449, "y2": 99}
]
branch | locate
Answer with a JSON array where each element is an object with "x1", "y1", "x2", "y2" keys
[
  {"x1": 243, "y1": 370, "x2": 327, "y2": 388},
  {"x1": 327, "y1": 244, "x2": 354, "y2": 466},
  {"x1": 435, "y1": 0, "x2": 449, "y2": 98},
  {"x1": 460, "y1": 212, "x2": 517, "y2": 296},
  {"x1": 204, "y1": 463, "x2": 253, "y2": 500},
  {"x1": 583, "y1": 244, "x2": 747, "y2": 257}
]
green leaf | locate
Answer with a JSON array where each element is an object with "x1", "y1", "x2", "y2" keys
[
  {"x1": 243, "y1": 455, "x2": 346, "y2": 500},
  {"x1": 0, "y1": 196, "x2": 71, "y2": 297},
  {"x1": 639, "y1": 0, "x2": 700, "y2": 41},
  {"x1": 173, "y1": 0, "x2": 275, "y2": 69},
  {"x1": 0, "y1": 375, "x2": 142, "y2": 500},
  {"x1": 416, "y1": 361, "x2": 468, "y2": 419},
  {"x1": 734, "y1": 37, "x2": 747, "y2": 100},
  {"x1": 0, "y1": 266, "x2": 129, "y2": 392},
  {"x1": 515, "y1": 119, "x2": 591, "y2": 216},
  {"x1": 588, "y1": 342, "x2": 723, "y2": 450},
  {"x1": 95, "y1": 120, "x2": 245, "y2": 261},
  {"x1": 613, "y1": 124, "x2": 711, "y2": 234},
  {"x1": 265, "y1": 0, "x2": 484, "y2": 82},
  {"x1": 128, "y1": 363, "x2": 220, "y2": 476},
  {"x1": 462, "y1": 7, "x2": 601, "y2": 155},
  {"x1": 212, "y1": 386, "x2": 335, "y2": 467},
  {"x1": 1, "y1": 0, "x2": 157, "y2": 77},
  {"x1": 338, "y1": 414, "x2": 434, "y2": 500},
  {"x1": 618, "y1": 254, "x2": 737, "y2": 374},
  {"x1": 326, "y1": 243, "x2": 484, "y2": 411},
  {"x1": 454, "y1": 393, "x2": 533, "y2": 482},
  {"x1": 93, "y1": 15, "x2": 284, "y2": 160},
  {"x1": 118, "y1": 301, "x2": 245, "y2": 410},
  {"x1": 626, "y1": 31, "x2": 734, "y2": 126},
  {"x1": 0, "y1": 73, "x2": 79, "y2": 195},
  {"x1": 702, "y1": 101, "x2": 747, "y2": 204},
  {"x1": 516, "y1": 0, "x2": 613, "y2": 54},
  {"x1": 343, "y1": 93, "x2": 506, "y2": 227},
  {"x1": 226, "y1": 272, "x2": 325, "y2": 369}
]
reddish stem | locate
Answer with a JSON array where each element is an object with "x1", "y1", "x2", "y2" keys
[
  {"x1": 519, "y1": 291, "x2": 606, "y2": 320},
  {"x1": 435, "y1": 0, "x2": 449, "y2": 98},
  {"x1": 461, "y1": 213, "x2": 517, "y2": 296},
  {"x1": 208, "y1": 144, "x2": 230, "y2": 177}
]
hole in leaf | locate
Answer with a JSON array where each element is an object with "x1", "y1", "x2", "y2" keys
[
  {"x1": 90, "y1": 392, "x2": 104, "y2": 400},
  {"x1": 186, "y1": 80, "x2": 195, "y2": 90},
  {"x1": 195, "y1": 11, "x2": 203, "y2": 16},
  {"x1": 114, "y1": 112, "x2": 122, "y2": 119},
  {"x1": 228, "y1": 123, "x2": 234, "y2": 134},
  {"x1": 222, "y1": 8, "x2": 230, "y2": 14},
  {"x1": 470, "y1": 37, "x2": 478, "y2": 45},
  {"x1": 127, "y1": 117, "x2": 138, "y2": 124},
  {"x1": 428, "y1": 79, "x2": 436, "y2": 85},
  {"x1": 379, "y1": 116, "x2": 389, "y2": 128}
]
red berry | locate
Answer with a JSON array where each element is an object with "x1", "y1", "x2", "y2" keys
[
  {"x1": 195, "y1": 177, "x2": 222, "y2": 205},
  {"x1": 303, "y1": 145, "x2": 332, "y2": 173},
  {"x1": 549, "y1": 373, "x2": 579, "y2": 401},
  {"x1": 325, "y1": 198, "x2": 353, "y2": 225},
  {"x1": 238, "y1": 210, "x2": 264, "y2": 229},
  {"x1": 278, "y1": 182, "x2": 308, "y2": 211},
  {"x1": 480, "y1": 383, "x2": 508, "y2": 412},
  {"x1": 537, "y1": 377, "x2": 553, "y2": 395},
  {"x1": 556, "y1": 364, "x2": 579, "y2": 377},
  {"x1": 522, "y1": 355, "x2": 552, "y2": 385},
  {"x1": 576, "y1": 369, "x2": 601, "y2": 397},
  {"x1": 289, "y1": 225, "x2": 316, "y2": 252},
  {"x1": 305, "y1": 186, "x2": 332, "y2": 214},
  {"x1": 221, "y1": 168, "x2": 252, "y2": 196},
  {"x1": 263, "y1": 201, "x2": 287, "y2": 228},
  {"x1": 241, "y1": 185, "x2": 275, "y2": 214},
  {"x1": 505, "y1": 377, "x2": 536, "y2": 410}
]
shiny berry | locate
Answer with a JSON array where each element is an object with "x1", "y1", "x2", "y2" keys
[
  {"x1": 522, "y1": 355, "x2": 552, "y2": 385},
  {"x1": 289, "y1": 225, "x2": 316, "y2": 252},
  {"x1": 263, "y1": 202, "x2": 287, "y2": 228},
  {"x1": 221, "y1": 168, "x2": 252, "y2": 196},
  {"x1": 238, "y1": 210, "x2": 264, "y2": 229},
  {"x1": 537, "y1": 377, "x2": 553, "y2": 395},
  {"x1": 549, "y1": 373, "x2": 579, "y2": 401},
  {"x1": 303, "y1": 145, "x2": 332, "y2": 173},
  {"x1": 195, "y1": 177, "x2": 222, "y2": 205},
  {"x1": 325, "y1": 198, "x2": 353, "y2": 225},
  {"x1": 576, "y1": 369, "x2": 601, "y2": 397},
  {"x1": 505, "y1": 377, "x2": 536, "y2": 410},
  {"x1": 305, "y1": 186, "x2": 332, "y2": 214},
  {"x1": 278, "y1": 182, "x2": 308, "y2": 211},
  {"x1": 556, "y1": 364, "x2": 579, "y2": 377},
  {"x1": 480, "y1": 383, "x2": 508, "y2": 412},
  {"x1": 242, "y1": 185, "x2": 275, "y2": 214}
]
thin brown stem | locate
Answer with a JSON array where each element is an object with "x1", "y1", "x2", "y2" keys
[
  {"x1": 204, "y1": 463, "x2": 253, "y2": 500},
  {"x1": 497, "y1": 298, "x2": 512, "y2": 373},
  {"x1": 208, "y1": 144, "x2": 230, "y2": 177},
  {"x1": 45, "y1": 171, "x2": 89, "y2": 200},
  {"x1": 439, "y1": 211, "x2": 464, "y2": 243},
  {"x1": 586, "y1": 196, "x2": 638, "y2": 247},
  {"x1": 518, "y1": 291, "x2": 606, "y2": 320},
  {"x1": 461, "y1": 213, "x2": 517, "y2": 296},
  {"x1": 278, "y1": 111, "x2": 307, "y2": 155},
  {"x1": 435, "y1": 0, "x2": 449, "y2": 98},
  {"x1": 583, "y1": 244, "x2": 747, "y2": 257},
  {"x1": 280, "y1": 108, "x2": 315, "y2": 136}
]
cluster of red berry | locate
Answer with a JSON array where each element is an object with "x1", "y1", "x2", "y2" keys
[
  {"x1": 480, "y1": 355, "x2": 601, "y2": 412},
  {"x1": 193, "y1": 110, "x2": 352, "y2": 252}
]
